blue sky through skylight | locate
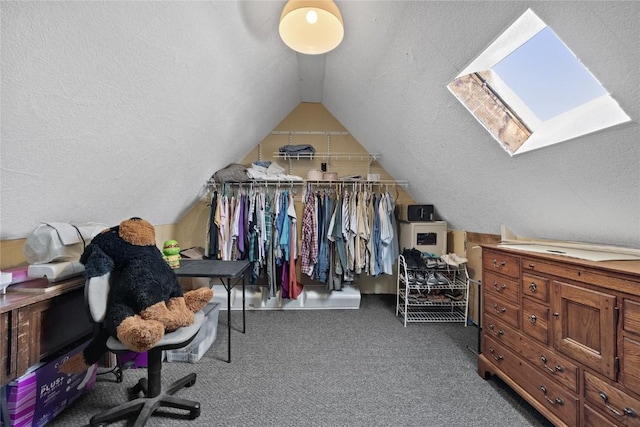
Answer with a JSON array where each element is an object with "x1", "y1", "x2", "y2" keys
[{"x1": 493, "y1": 27, "x2": 607, "y2": 122}]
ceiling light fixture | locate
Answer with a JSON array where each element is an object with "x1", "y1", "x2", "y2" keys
[{"x1": 279, "y1": 0, "x2": 344, "y2": 55}]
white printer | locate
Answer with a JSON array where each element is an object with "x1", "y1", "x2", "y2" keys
[{"x1": 23, "y1": 222, "x2": 107, "y2": 282}]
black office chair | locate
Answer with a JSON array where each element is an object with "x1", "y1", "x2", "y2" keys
[{"x1": 85, "y1": 272, "x2": 206, "y2": 427}]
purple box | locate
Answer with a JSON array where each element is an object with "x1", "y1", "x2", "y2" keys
[
  {"x1": 2, "y1": 340, "x2": 97, "y2": 427},
  {"x1": 118, "y1": 351, "x2": 148, "y2": 369}
]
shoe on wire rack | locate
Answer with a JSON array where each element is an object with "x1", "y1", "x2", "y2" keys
[
  {"x1": 406, "y1": 270, "x2": 417, "y2": 284},
  {"x1": 402, "y1": 249, "x2": 419, "y2": 269},
  {"x1": 411, "y1": 249, "x2": 427, "y2": 269},
  {"x1": 425, "y1": 256, "x2": 437, "y2": 269},
  {"x1": 434, "y1": 272, "x2": 449, "y2": 285},
  {"x1": 426, "y1": 272, "x2": 439, "y2": 286},
  {"x1": 451, "y1": 253, "x2": 468, "y2": 265},
  {"x1": 441, "y1": 254, "x2": 458, "y2": 267},
  {"x1": 444, "y1": 291, "x2": 465, "y2": 301}
]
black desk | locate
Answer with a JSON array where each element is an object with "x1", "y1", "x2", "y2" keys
[{"x1": 174, "y1": 259, "x2": 250, "y2": 362}]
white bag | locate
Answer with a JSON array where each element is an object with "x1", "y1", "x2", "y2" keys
[{"x1": 23, "y1": 222, "x2": 109, "y2": 264}]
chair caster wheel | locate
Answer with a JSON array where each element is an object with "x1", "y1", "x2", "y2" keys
[
  {"x1": 189, "y1": 405, "x2": 201, "y2": 419},
  {"x1": 128, "y1": 386, "x2": 143, "y2": 397},
  {"x1": 186, "y1": 378, "x2": 196, "y2": 388}
]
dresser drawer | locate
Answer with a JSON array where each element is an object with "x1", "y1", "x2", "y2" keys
[
  {"x1": 521, "y1": 297, "x2": 550, "y2": 345},
  {"x1": 483, "y1": 250, "x2": 520, "y2": 279},
  {"x1": 484, "y1": 271, "x2": 519, "y2": 304},
  {"x1": 584, "y1": 405, "x2": 619, "y2": 427},
  {"x1": 484, "y1": 293, "x2": 520, "y2": 330},
  {"x1": 523, "y1": 257, "x2": 640, "y2": 294},
  {"x1": 623, "y1": 299, "x2": 640, "y2": 336},
  {"x1": 484, "y1": 313, "x2": 520, "y2": 351},
  {"x1": 511, "y1": 353, "x2": 579, "y2": 427},
  {"x1": 522, "y1": 273, "x2": 549, "y2": 302},
  {"x1": 517, "y1": 334, "x2": 579, "y2": 393},
  {"x1": 621, "y1": 336, "x2": 640, "y2": 395},
  {"x1": 585, "y1": 371, "x2": 640, "y2": 426},
  {"x1": 483, "y1": 334, "x2": 523, "y2": 376}
]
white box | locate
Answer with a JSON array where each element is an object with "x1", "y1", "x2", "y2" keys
[
  {"x1": 398, "y1": 220, "x2": 447, "y2": 256},
  {"x1": 165, "y1": 302, "x2": 220, "y2": 363}
]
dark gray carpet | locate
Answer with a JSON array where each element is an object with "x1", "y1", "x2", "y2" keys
[{"x1": 49, "y1": 294, "x2": 553, "y2": 426}]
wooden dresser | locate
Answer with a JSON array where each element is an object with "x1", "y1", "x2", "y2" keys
[
  {"x1": 478, "y1": 244, "x2": 640, "y2": 426},
  {"x1": 1, "y1": 277, "x2": 92, "y2": 387}
]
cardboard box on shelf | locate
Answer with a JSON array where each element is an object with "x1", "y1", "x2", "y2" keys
[
  {"x1": 2, "y1": 340, "x2": 97, "y2": 427},
  {"x1": 178, "y1": 277, "x2": 211, "y2": 291},
  {"x1": 465, "y1": 231, "x2": 501, "y2": 326},
  {"x1": 177, "y1": 247, "x2": 208, "y2": 291}
]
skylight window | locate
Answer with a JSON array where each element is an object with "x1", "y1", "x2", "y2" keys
[{"x1": 447, "y1": 9, "x2": 630, "y2": 156}]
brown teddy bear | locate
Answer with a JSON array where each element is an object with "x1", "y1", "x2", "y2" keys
[{"x1": 60, "y1": 218, "x2": 213, "y2": 374}]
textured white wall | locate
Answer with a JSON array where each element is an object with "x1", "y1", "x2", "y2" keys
[
  {"x1": 2, "y1": 1, "x2": 639, "y2": 250},
  {"x1": 323, "y1": 1, "x2": 640, "y2": 248},
  {"x1": 1, "y1": 1, "x2": 299, "y2": 239}
]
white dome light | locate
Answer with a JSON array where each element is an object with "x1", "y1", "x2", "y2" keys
[{"x1": 279, "y1": 0, "x2": 344, "y2": 55}]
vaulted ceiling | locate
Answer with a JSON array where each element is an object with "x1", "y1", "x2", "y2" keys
[{"x1": 2, "y1": 1, "x2": 639, "y2": 248}]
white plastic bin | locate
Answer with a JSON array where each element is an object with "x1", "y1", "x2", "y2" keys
[{"x1": 165, "y1": 301, "x2": 220, "y2": 363}]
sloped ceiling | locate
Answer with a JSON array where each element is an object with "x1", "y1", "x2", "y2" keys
[{"x1": 2, "y1": 1, "x2": 639, "y2": 249}]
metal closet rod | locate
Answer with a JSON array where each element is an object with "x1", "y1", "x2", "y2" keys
[{"x1": 207, "y1": 179, "x2": 408, "y2": 188}]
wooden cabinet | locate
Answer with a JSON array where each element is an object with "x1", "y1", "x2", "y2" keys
[
  {"x1": 478, "y1": 245, "x2": 640, "y2": 426},
  {"x1": 1, "y1": 278, "x2": 92, "y2": 387},
  {"x1": 552, "y1": 280, "x2": 617, "y2": 380}
]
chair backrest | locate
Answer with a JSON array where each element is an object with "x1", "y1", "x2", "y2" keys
[{"x1": 85, "y1": 272, "x2": 111, "y2": 323}]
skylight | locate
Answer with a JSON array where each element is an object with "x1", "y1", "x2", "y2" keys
[
  {"x1": 447, "y1": 9, "x2": 630, "y2": 156},
  {"x1": 493, "y1": 27, "x2": 607, "y2": 122}
]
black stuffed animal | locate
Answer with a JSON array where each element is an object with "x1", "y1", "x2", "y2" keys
[{"x1": 60, "y1": 217, "x2": 212, "y2": 374}]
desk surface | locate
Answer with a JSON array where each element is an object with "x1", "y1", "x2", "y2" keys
[
  {"x1": 174, "y1": 259, "x2": 250, "y2": 278},
  {"x1": 1, "y1": 276, "x2": 84, "y2": 314}
]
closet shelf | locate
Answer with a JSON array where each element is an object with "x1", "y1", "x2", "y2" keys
[{"x1": 272, "y1": 152, "x2": 381, "y2": 163}]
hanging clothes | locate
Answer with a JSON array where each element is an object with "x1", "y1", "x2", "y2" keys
[
  {"x1": 372, "y1": 194, "x2": 383, "y2": 277},
  {"x1": 206, "y1": 190, "x2": 219, "y2": 259},
  {"x1": 300, "y1": 188, "x2": 318, "y2": 277},
  {"x1": 385, "y1": 192, "x2": 399, "y2": 273},
  {"x1": 218, "y1": 194, "x2": 230, "y2": 260},
  {"x1": 378, "y1": 193, "x2": 393, "y2": 275},
  {"x1": 264, "y1": 192, "x2": 277, "y2": 298},
  {"x1": 328, "y1": 194, "x2": 348, "y2": 276},
  {"x1": 366, "y1": 189, "x2": 375, "y2": 276},
  {"x1": 313, "y1": 191, "x2": 324, "y2": 282},
  {"x1": 248, "y1": 191, "x2": 260, "y2": 284},
  {"x1": 204, "y1": 182, "x2": 401, "y2": 298},
  {"x1": 287, "y1": 191, "x2": 302, "y2": 298},
  {"x1": 316, "y1": 191, "x2": 333, "y2": 284}
]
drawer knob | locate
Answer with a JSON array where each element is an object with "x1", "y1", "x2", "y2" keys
[
  {"x1": 540, "y1": 355, "x2": 564, "y2": 373},
  {"x1": 529, "y1": 282, "x2": 537, "y2": 292},
  {"x1": 493, "y1": 282, "x2": 506, "y2": 292},
  {"x1": 493, "y1": 303, "x2": 506, "y2": 315},
  {"x1": 488, "y1": 347, "x2": 504, "y2": 362},
  {"x1": 492, "y1": 259, "x2": 506, "y2": 269},
  {"x1": 529, "y1": 314, "x2": 537, "y2": 324},
  {"x1": 540, "y1": 386, "x2": 564, "y2": 406},
  {"x1": 599, "y1": 391, "x2": 637, "y2": 418},
  {"x1": 489, "y1": 324, "x2": 504, "y2": 337}
]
